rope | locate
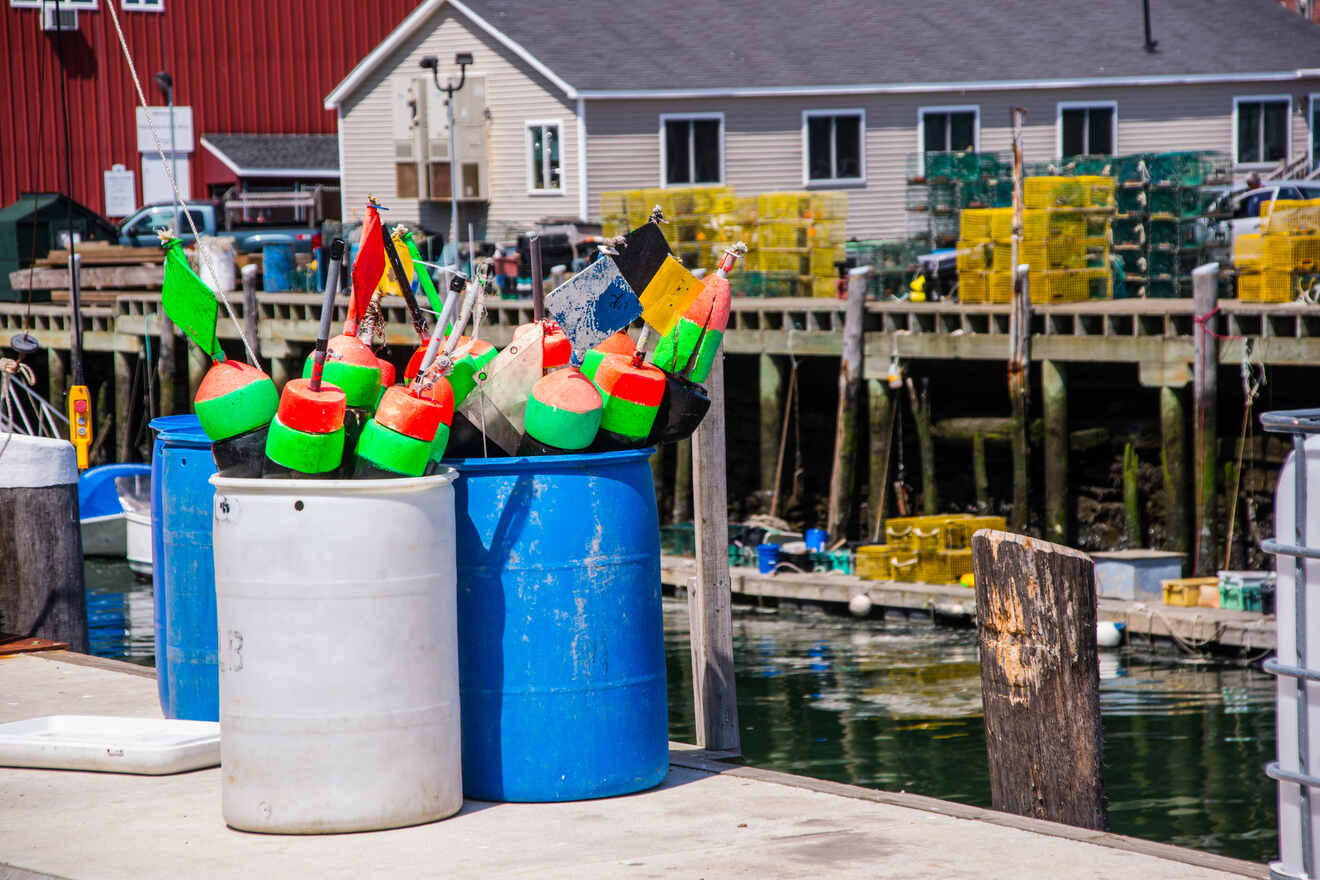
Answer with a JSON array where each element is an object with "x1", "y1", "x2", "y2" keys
[{"x1": 101, "y1": 1, "x2": 258, "y2": 366}]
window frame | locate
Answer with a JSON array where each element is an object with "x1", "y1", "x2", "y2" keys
[
  {"x1": 11, "y1": 0, "x2": 98, "y2": 7},
  {"x1": 524, "y1": 119, "x2": 565, "y2": 196},
  {"x1": 801, "y1": 108, "x2": 867, "y2": 187},
  {"x1": 121, "y1": 0, "x2": 163, "y2": 10},
  {"x1": 1233, "y1": 94, "x2": 1292, "y2": 167},
  {"x1": 657, "y1": 112, "x2": 725, "y2": 188},
  {"x1": 915, "y1": 105, "x2": 980, "y2": 176},
  {"x1": 1055, "y1": 100, "x2": 1118, "y2": 158},
  {"x1": 1307, "y1": 92, "x2": 1319, "y2": 170}
]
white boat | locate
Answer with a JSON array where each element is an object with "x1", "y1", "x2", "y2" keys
[{"x1": 78, "y1": 464, "x2": 153, "y2": 579}]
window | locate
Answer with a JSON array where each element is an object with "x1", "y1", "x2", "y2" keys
[
  {"x1": 123, "y1": 0, "x2": 164, "y2": 10},
  {"x1": 917, "y1": 106, "x2": 978, "y2": 175},
  {"x1": 10, "y1": 0, "x2": 98, "y2": 7},
  {"x1": 1236, "y1": 96, "x2": 1291, "y2": 165},
  {"x1": 1058, "y1": 102, "x2": 1116, "y2": 157},
  {"x1": 526, "y1": 121, "x2": 563, "y2": 193},
  {"x1": 1310, "y1": 94, "x2": 1320, "y2": 170},
  {"x1": 803, "y1": 110, "x2": 865, "y2": 184},
  {"x1": 660, "y1": 114, "x2": 723, "y2": 186}
]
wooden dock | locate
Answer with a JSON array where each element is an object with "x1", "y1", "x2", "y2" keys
[
  {"x1": 0, "y1": 650, "x2": 1267, "y2": 879},
  {"x1": 659, "y1": 555, "x2": 1276, "y2": 653}
]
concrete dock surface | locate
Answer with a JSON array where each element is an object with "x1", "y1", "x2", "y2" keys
[{"x1": 1, "y1": 651, "x2": 1267, "y2": 879}]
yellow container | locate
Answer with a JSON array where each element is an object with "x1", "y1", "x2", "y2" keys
[
  {"x1": 1079, "y1": 175, "x2": 1116, "y2": 209},
  {"x1": 960, "y1": 209, "x2": 993, "y2": 240},
  {"x1": 943, "y1": 516, "x2": 1007, "y2": 551},
  {"x1": 988, "y1": 270, "x2": 1013, "y2": 303},
  {"x1": 956, "y1": 241, "x2": 990, "y2": 273},
  {"x1": 1025, "y1": 176, "x2": 1087, "y2": 210},
  {"x1": 600, "y1": 191, "x2": 627, "y2": 218},
  {"x1": 808, "y1": 221, "x2": 846, "y2": 248},
  {"x1": 1238, "y1": 270, "x2": 1262, "y2": 301},
  {"x1": 757, "y1": 223, "x2": 808, "y2": 249},
  {"x1": 960, "y1": 270, "x2": 988, "y2": 303},
  {"x1": 1261, "y1": 269, "x2": 1295, "y2": 303},
  {"x1": 885, "y1": 518, "x2": 919, "y2": 552},
  {"x1": 810, "y1": 247, "x2": 846, "y2": 277},
  {"x1": 1163, "y1": 577, "x2": 1216, "y2": 607},
  {"x1": 1234, "y1": 233, "x2": 1263, "y2": 271},
  {"x1": 753, "y1": 249, "x2": 809, "y2": 273},
  {"x1": 988, "y1": 208, "x2": 1014, "y2": 241},
  {"x1": 813, "y1": 276, "x2": 840, "y2": 298},
  {"x1": 922, "y1": 549, "x2": 974, "y2": 585},
  {"x1": 890, "y1": 555, "x2": 921, "y2": 583},
  {"x1": 807, "y1": 192, "x2": 848, "y2": 220},
  {"x1": 855, "y1": 545, "x2": 891, "y2": 581}
]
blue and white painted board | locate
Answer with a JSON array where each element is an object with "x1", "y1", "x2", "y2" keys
[{"x1": 544, "y1": 258, "x2": 642, "y2": 355}]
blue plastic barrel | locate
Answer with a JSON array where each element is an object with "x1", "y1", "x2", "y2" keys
[
  {"x1": 805, "y1": 528, "x2": 827, "y2": 551},
  {"x1": 757, "y1": 543, "x2": 780, "y2": 574},
  {"x1": 149, "y1": 415, "x2": 218, "y2": 721},
  {"x1": 451, "y1": 449, "x2": 668, "y2": 802},
  {"x1": 261, "y1": 237, "x2": 296, "y2": 292}
]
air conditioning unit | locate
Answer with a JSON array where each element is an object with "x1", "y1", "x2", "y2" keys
[{"x1": 42, "y1": 4, "x2": 78, "y2": 31}]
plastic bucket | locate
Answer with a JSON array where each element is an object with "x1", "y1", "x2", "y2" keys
[
  {"x1": 450, "y1": 449, "x2": 667, "y2": 802},
  {"x1": 805, "y1": 528, "x2": 828, "y2": 551},
  {"x1": 211, "y1": 471, "x2": 462, "y2": 833},
  {"x1": 149, "y1": 414, "x2": 218, "y2": 720},
  {"x1": 261, "y1": 238, "x2": 296, "y2": 292},
  {"x1": 757, "y1": 543, "x2": 780, "y2": 574}
]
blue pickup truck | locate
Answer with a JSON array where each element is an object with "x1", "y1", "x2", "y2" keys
[{"x1": 117, "y1": 202, "x2": 321, "y2": 254}]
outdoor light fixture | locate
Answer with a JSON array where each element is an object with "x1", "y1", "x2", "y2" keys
[{"x1": 419, "y1": 51, "x2": 474, "y2": 260}]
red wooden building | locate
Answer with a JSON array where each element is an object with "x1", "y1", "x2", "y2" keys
[{"x1": 0, "y1": 0, "x2": 420, "y2": 219}]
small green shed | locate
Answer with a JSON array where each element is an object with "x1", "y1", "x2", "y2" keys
[{"x1": 0, "y1": 193, "x2": 117, "y2": 301}]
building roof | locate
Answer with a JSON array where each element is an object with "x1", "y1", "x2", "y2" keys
[
  {"x1": 327, "y1": 0, "x2": 1320, "y2": 106},
  {"x1": 200, "y1": 134, "x2": 340, "y2": 178}
]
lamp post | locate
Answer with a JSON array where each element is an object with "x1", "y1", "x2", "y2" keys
[
  {"x1": 420, "y1": 52, "x2": 473, "y2": 262},
  {"x1": 153, "y1": 71, "x2": 177, "y2": 204}
]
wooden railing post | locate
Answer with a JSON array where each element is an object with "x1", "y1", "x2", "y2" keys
[
  {"x1": 1192, "y1": 263, "x2": 1220, "y2": 575},
  {"x1": 827, "y1": 267, "x2": 868, "y2": 540}
]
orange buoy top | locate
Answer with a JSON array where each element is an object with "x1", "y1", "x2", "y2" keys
[
  {"x1": 194, "y1": 359, "x2": 269, "y2": 403},
  {"x1": 681, "y1": 275, "x2": 732, "y2": 334},
  {"x1": 594, "y1": 353, "x2": 666, "y2": 407},
  {"x1": 376, "y1": 357, "x2": 397, "y2": 388},
  {"x1": 375, "y1": 385, "x2": 446, "y2": 441},
  {"x1": 532, "y1": 367, "x2": 603, "y2": 414},
  {"x1": 593, "y1": 330, "x2": 636, "y2": 356},
  {"x1": 425, "y1": 375, "x2": 456, "y2": 423},
  {"x1": 276, "y1": 378, "x2": 346, "y2": 434},
  {"x1": 542, "y1": 323, "x2": 572, "y2": 369}
]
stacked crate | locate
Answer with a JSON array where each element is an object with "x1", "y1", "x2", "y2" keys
[
  {"x1": 846, "y1": 239, "x2": 919, "y2": 299},
  {"x1": 1238, "y1": 199, "x2": 1320, "y2": 303},
  {"x1": 599, "y1": 185, "x2": 741, "y2": 271},
  {"x1": 1109, "y1": 151, "x2": 1231, "y2": 298},
  {"x1": 877, "y1": 514, "x2": 1005, "y2": 584},
  {"x1": 954, "y1": 207, "x2": 1011, "y2": 303},
  {"x1": 905, "y1": 151, "x2": 1012, "y2": 255},
  {"x1": 749, "y1": 191, "x2": 849, "y2": 298}
]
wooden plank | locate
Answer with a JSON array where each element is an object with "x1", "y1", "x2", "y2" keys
[
  {"x1": 688, "y1": 354, "x2": 740, "y2": 753},
  {"x1": 10, "y1": 265, "x2": 164, "y2": 291},
  {"x1": 972, "y1": 530, "x2": 1105, "y2": 830}
]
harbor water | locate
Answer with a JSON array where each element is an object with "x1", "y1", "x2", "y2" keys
[{"x1": 84, "y1": 561, "x2": 1275, "y2": 862}]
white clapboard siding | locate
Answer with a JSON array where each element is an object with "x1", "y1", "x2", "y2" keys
[{"x1": 337, "y1": 4, "x2": 579, "y2": 230}]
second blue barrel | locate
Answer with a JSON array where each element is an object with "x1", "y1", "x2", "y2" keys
[
  {"x1": 451, "y1": 449, "x2": 668, "y2": 802},
  {"x1": 149, "y1": 414, "x2": 219, "y2": 721}
]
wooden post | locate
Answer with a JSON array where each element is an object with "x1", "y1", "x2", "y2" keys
[
  {"x1": 972, "y1": 530, "x2": 1105, "y2": 830},
  {"x1": 1008, "y1": 107, "x2": 1032, "y2": 534},
  {"x1": 187, "y1": 341, "x2": 208, "y2": 401},
  {"x1": 649, "y1": 446, "x2": 668, "y2": 523},
  {"x1": 673, "y1": 437, "x2": 693, "y2": 524},
  {"x1": 241, "y1": 263, "x2": 260, "y2": 362},
  {"x1": 157, "y1": 316, "x2": 176, "y2": 417},
  {"x1": 1041, "y1": 359, "x2": 1068, "y2": 545},
  {"x1": 1192, "y1": 263, "x2": 1219, "y2": 575},
  {"x1": 827, "y1": 268, "x2": 867, "y2": 540},
  {"x1": 1160, "y1": 386, "x2": 1188, "y2": 553},
  {"x1": 689, "y1": 354, "x2": 740, "y2": 753},
  {"x1": 759, "y1": 353, "x2": 782, "y2": 495},
  {"x1": 973, "y1": 432, "x2": 989, "y2": 513},
  {"x1": 113, "y1": 349, "x2": 134, "y2": 463},
  {"x1": 1123, "y1": 442, "x2": 1142, "y2": 547},
  {"x1": 46, "y1": 347, "x2": 67, "y2": 429},
  {"x1": 868, "y1": 379, "x2": 894, "y2": 540},
  {"x1": 0, "y1": 439, "x2": 88, "y2": 652},
  {"x1": 906, "y1": 376, "x2": 938, "y2": 515}
]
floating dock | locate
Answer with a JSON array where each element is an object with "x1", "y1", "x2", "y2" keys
[
  {"x1": 0, "y1": 650, "x2": 1266, "y2": 879},
  {"x1": 659, "y1": 556, "x2": 1276, "y2": 653}
]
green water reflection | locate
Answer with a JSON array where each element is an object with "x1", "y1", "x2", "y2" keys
[{"x1": 662, "y1": 601, "x2": 1277, "y2": 864}]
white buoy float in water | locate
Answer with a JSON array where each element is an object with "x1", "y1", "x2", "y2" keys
[
  {"x1": 1097, "y1": 620, "x2": 1125, "y2": 648},
  {"x1": 848, "y1": 593, "x2": 873, "y2": 618}
]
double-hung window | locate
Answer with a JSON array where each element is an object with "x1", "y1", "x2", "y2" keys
[
  {"x1": 526, "y1": 121, "x2": 562, "y2": 194},
  {"x1": 1236, "y1": 96, "x2": 1290, "y2": 165},
  {"x1": 804, "y1": 110, "x2": 865, "y2": 184},
  {"x1": 918, "y1": 106, "x2": 978, "y2": 174},
  {"x1": 660, "y1": 115, "x2": 723, "y2": 186},
  {"x1": 1058, "y1": 102, "x2": 1116, "y2": 157}
]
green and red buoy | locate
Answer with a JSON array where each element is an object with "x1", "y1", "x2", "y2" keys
[
  {"x1": 193, "y1": 359, "x2": 279, "y2": 477},
  {"x1": 521, "y1": 367, "x2": 603, "y2": 455},
  {"x1": 579, "y1": 330, "x2": 634, "y2": 383},
  {"x1": 593, "y1": 351, "x2": 666, "y2": 448},
  {"x1": 264, "y1": 378, "x2": 348, "y2": 477},
  {"x1": 353, "y1": 384, "x2": 448, "y2": 477}
]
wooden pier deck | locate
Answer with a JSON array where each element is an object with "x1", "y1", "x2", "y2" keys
[
  {"x1": 0, "y1": 650, "x2": 1266, "y2": 879},
  {"x1": 659, "y1": 555, "x2": 1276, "y2": 653}
]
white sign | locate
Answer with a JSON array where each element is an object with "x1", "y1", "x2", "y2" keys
[
  {"x1": 136, "y1": 106, "x2": 194, "y2": 154},
  {"x1": 141, "y1": 155, "x2": 190, "y2": 207},
  {"x1": 103, "y1": 163, "x2": 137, "y2": 218}
]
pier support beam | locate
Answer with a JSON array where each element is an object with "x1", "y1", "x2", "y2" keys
[
  {"x1": 1192, "y1": 264, "x2": 1219, "y2": 575},
  {"x1": 868, "y1": 379, "x2": 894, "y2": 540},
  {"x1": 759, "y1": 353, "x2": 781, "y2": 496},
  {"x1": 187, "y1": 341, "x2": 208, "y2": 402},
  {"x1": 157, "y1": 317, "x2": 176, "y2": 417},
  {"x1": 673, "y1": 437, "x2": 693, "y2": 524},
  {"x1": 46, "y1": 347, "x2": 67, "y2": 424},
  {"x1": 1123, "y1": 443, "x2": 1142, "y2": 547},
  {"x1": 906, "y1": 376, "x2": 937, "y2": 516},
  {"x1": 973, "y1": 432, "x2": 989, "y2": 513},
  {"x1": 689, "y1": 354, "x2": 740, "y2": 753},
  {"x1": 1160, "y1": 387, "x2": 1188, "y2": 553},
  {"x1": 241, "y1": 264, "x2": 260, "y2": 360},
  {"x1": 972, "y1": 530, "x2": 1105, "y2": 830},
  {"x1": 270, "y1": 355, "x2": 299, "y2": 393},
  {"x1": 114, "y1": 350, "x2": 134, "y2": 464},
  {"x1": 1042, "y1": 359, "x2": 1069, "y2": 545},
  {"x1": 827, "y1": 270, "x2": 866, "y2": 540}
]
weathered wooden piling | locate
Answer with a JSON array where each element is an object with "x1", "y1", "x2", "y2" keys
[
  {"x1": 46, "y1": 347, "x2": 67, "y2": 425},
  {"x1": 868, "y1": 378, "x2": 894, "y2": 539},
  {"x1": 827, "y1": 269, "x2": 867, "y2": 540},
  {"x1": 270, "y1": 355, "x2": 297, "y2": 392},
  {"x1": 1159, "y1": 386, "x2": 1187, "y2": 553},
  {"x1": 971, "y1": 529, "x2": 1105, "y2": 830},
  {"x1": 1192, "y1": 264, "x2": 1219, "y2": 575},
  {"x1": 187, "y1": 341, "x2": 207, "y2": 401},
  {"x1": 1007, "y1": 109, "x2": 1032, "y2": 534},
  {"x1": 1123, "y1": 442, "x2": 1142, "y2": 547},
  {"x1": 905, "y1": 376, "x2": 937, "y2": 515},
  {"x1": 0, "y1": 436, "x2": 88, "y2": 652},
  {"x1": 689, "y1": 354, "x2": 740, "y2": 753},
  {"x1": 673, "y1": 436, "x2": 693, "y2": 524},
  {"x1": 759, "y1": 353, "x2": 781, "y2": 495},
  {"x1": 1041, "y1": 359, "x2": 1068, "y2": 544},
  {"x1": 241, "y1": 264, "x2": 260, "y2": 358},
  {"x1": 157, "y1": 316, "x2": 176, "y2": 417},
  {"x1": 972, "y1": 432, "x2": 989, "y2": 512},
  {"x1": 113, "y1": 350, "x2": 134, "y2": 463}
]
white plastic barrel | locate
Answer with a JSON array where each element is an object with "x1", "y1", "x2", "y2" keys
[
  {"x1": 1272, "y1": 436, "x2": 1320, "y2": 879},
  {"x1": 210, "y1": 471, "x2": 461, "y2": 833},
  {"x1": 196, "y1": 236, "x2": 236, "y2": 293}
]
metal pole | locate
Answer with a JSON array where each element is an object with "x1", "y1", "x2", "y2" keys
[
  {"x1": 168, "y1": 90, "x2": 178, "y2": 203},
  {"x1": 1294, "y1": 431, "x2": 1313, "y2": 879},
  {"x1": 448, "y1": 88, "x2": 459, "y2": 263}
]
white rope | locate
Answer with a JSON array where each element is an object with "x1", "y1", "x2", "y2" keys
[{"x1": 102, "y1": 1, "x2": 258, "y2": 366}]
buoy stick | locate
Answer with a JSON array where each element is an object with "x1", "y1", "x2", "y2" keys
[
  {"x1": 381, "y1": 223, "x2": 430, "y2": 341},
  {"x1": 631, "y1": 324, "x2": 652, "y2": 368},
  {"x1": 310, "y1": 238, "x2": 345, "y2": 393},
  {"x1": 529, "y1": 232, "x2": 544, "y2": 322},
  {"x1": 412, "y1": 278, "x2": 464, "y2": 387}
]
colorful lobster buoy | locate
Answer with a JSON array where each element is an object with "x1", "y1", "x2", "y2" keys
[
  {"x1": 193, "y1": 360, "x2": 279, "y2": 477},
  {"x1": 263, "y1": 378, "x2": 347, "y2": 477},
  {"x1": 354, "y1": 385, "x2": 447, "y2": 478},
  {"x1": 592, "y1": 352, "x2": 666, "y2": 449},
  {"x1": 580, "y1": 330, "x2": 634, "y2": 383},
  {"x1": 520, "y1": 367, "x2": 603, "y2": 455},
  {"x1": 301, "y1": 334, "x2": 381, "y2": 472}
]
